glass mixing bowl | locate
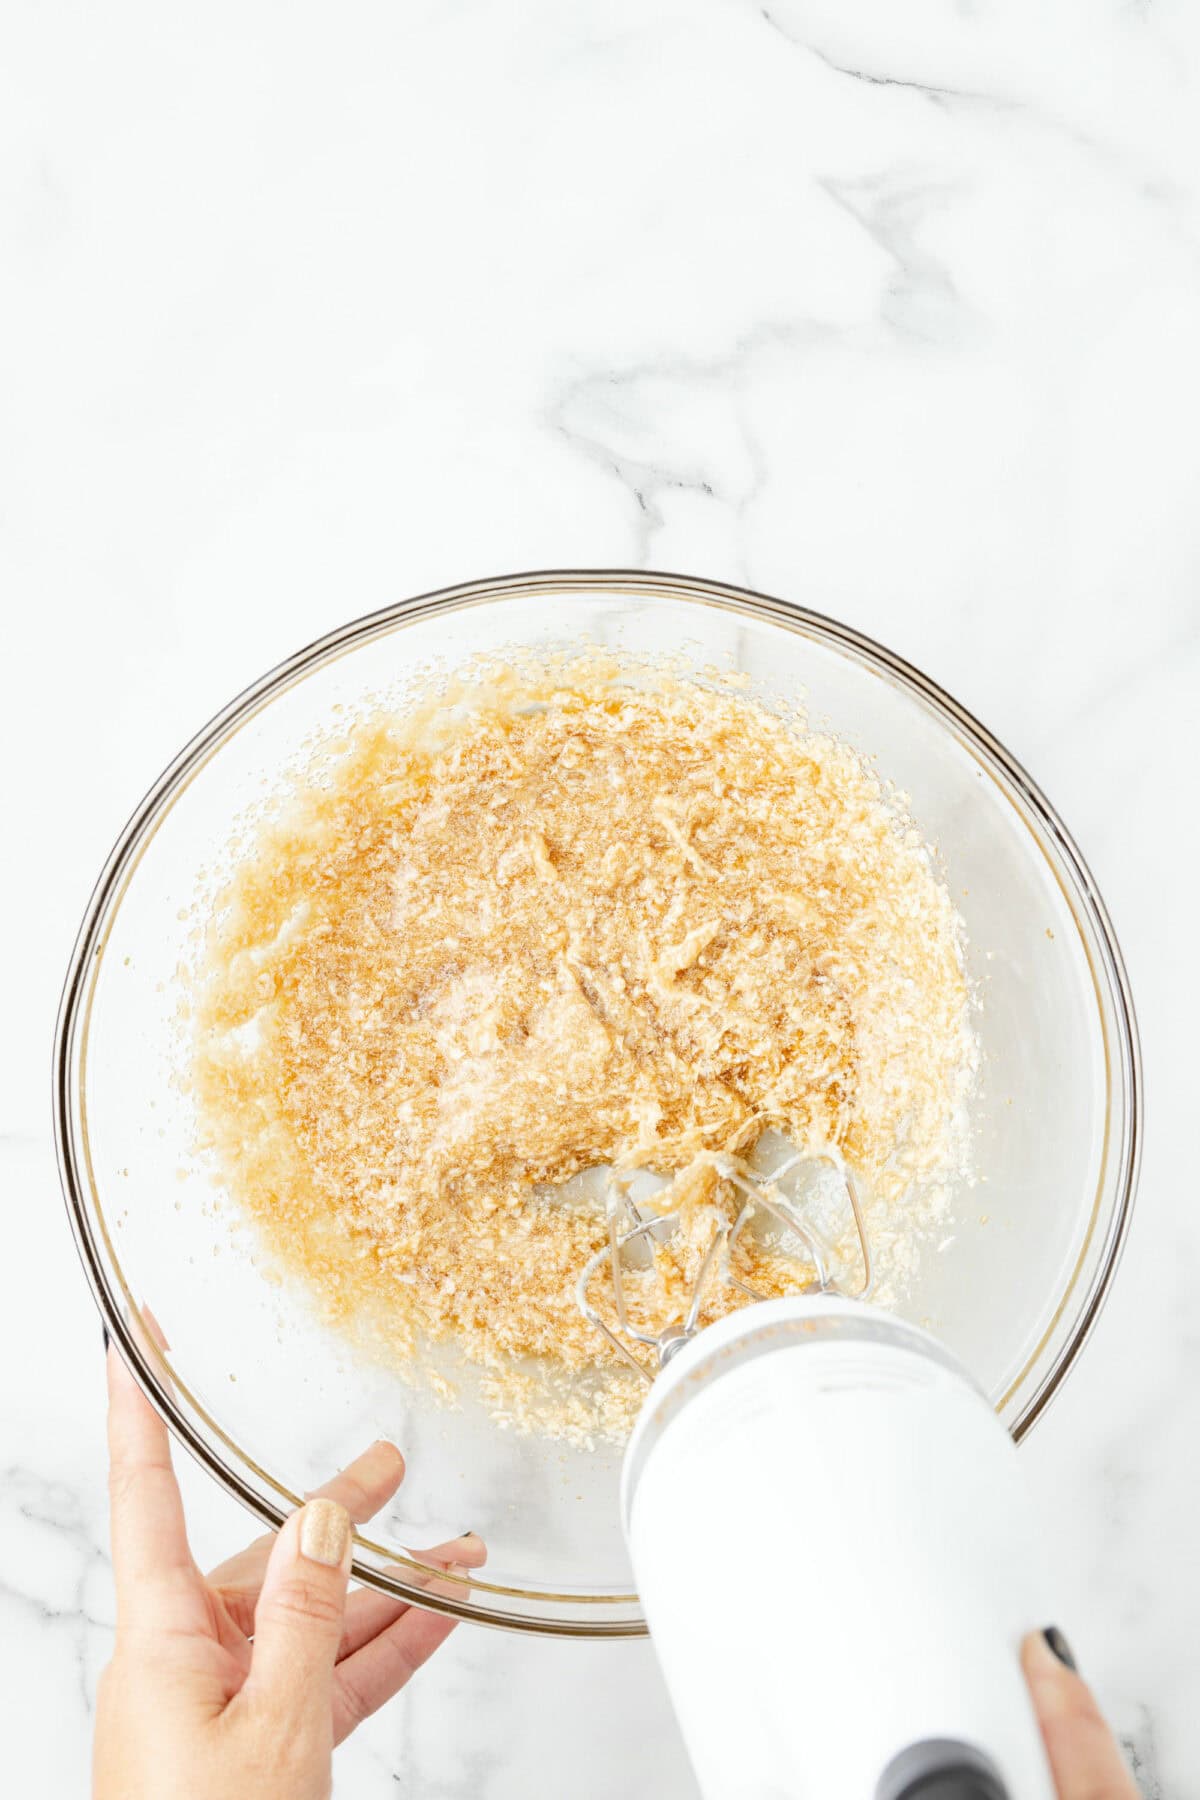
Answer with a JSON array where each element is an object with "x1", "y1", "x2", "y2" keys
[{"x1": 54, "y1": 571, "x2": 1140, "y2": 1637}]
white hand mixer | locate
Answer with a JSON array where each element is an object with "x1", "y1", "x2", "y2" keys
[{"x1": 577, "y1": 1153, "x2": 1057, "y2": 1800}]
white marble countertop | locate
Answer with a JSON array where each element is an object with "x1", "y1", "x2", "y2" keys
[{"x1": 3, "y1": 3, "x2": 1198, "y2": 1794}]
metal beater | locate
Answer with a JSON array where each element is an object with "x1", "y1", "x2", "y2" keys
[{"x1": 576, "y1": 1147, "x2": 874, "y2": 1379}]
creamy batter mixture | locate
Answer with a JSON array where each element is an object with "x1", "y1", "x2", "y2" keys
[{"x1": 192, "y1": 657, "x2": 974, "y2": 1440}]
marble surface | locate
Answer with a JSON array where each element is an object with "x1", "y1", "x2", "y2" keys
[{"x1": 3, "y1": 1, "x2": 1198, "y2": 1793}]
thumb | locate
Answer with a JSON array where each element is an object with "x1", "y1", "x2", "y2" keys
[
  {"x1": 1021, "y1": 1630, "x2": 1140, "y2": 1799},
  {"x1": 246, "y1": 1499, "x2": 353, "y2": 1736}
]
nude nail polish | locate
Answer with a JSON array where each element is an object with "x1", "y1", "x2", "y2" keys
[{"x1": 300, "y1": 1498, "x2": 351, "y2": 1567}]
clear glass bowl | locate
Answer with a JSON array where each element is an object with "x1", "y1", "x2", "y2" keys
[{"x1": 54, "y1": 571, "x2": 1141, "y2": 1637}]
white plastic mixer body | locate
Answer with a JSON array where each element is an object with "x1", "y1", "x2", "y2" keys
[{"x1": 622, "y1": 1297, "x2": 1057, "y2": 1800}]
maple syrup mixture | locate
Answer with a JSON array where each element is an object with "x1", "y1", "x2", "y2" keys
[{"x1": 193, "y1": 659, "x2": 974, "y2": 1441}]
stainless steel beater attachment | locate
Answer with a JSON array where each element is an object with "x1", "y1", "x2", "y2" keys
[{"x1": 576, "y1": 1150, "x2": 873, "y2": 1380}]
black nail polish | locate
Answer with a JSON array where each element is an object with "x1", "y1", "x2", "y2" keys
[
  {"x1": 1043, "y1": 1626, "x2": 1077, "y2": 1671},
  {"x1": 102, "y1": 1323, "x2": 110, "y2": 1350}
]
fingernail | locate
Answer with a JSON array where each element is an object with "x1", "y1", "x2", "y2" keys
[
  {"x1": 1043, "y1": 1626, "x2": 1077, "y2": 1671},
  {"x1": 140, "y1": 1304, "x2": 172, "y2": 1353},
  {"x1": 299, "y1": 1498, "x2": 352, "y2": 1567},
  {"x1": 102, "y1": 1324, "x2": 110, "y2": 1350}
]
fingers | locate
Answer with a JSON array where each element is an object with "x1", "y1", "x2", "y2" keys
[
  {"x1": 243, "y1": 1500, "x2": 353, "y2": 1739},
  {"x1": 1021, "y1": 1630, "x2": 1140, "y2": 1800},
  {"x1": 332, "y1": 1565, "x2": 475, "y2": 1744},
  {"x1": 207, "y1": 1440, "x2": 406, "y2": 1632},
  {"x1": 333, "y1": 1610, "x2": 460, "y2": 1742},
  {"x1": 338, "y1": 1532, "x2": 488, "y2": 1660},
  {"x1": 307, "y1": 1440, "x2": 406, "y2": 1518},
  {"x1": 105, "y1": 1344, "x2": 199, "y2": 1632}
]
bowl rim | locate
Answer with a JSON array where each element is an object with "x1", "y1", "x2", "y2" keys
[{"x1": 53, "y1": 567, "x2": 1142, "y2": 1637}]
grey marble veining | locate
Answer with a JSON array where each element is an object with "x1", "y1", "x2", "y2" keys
[{"x1": 3, "y1": 0, "x2": 1199, "y2": 1793}]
